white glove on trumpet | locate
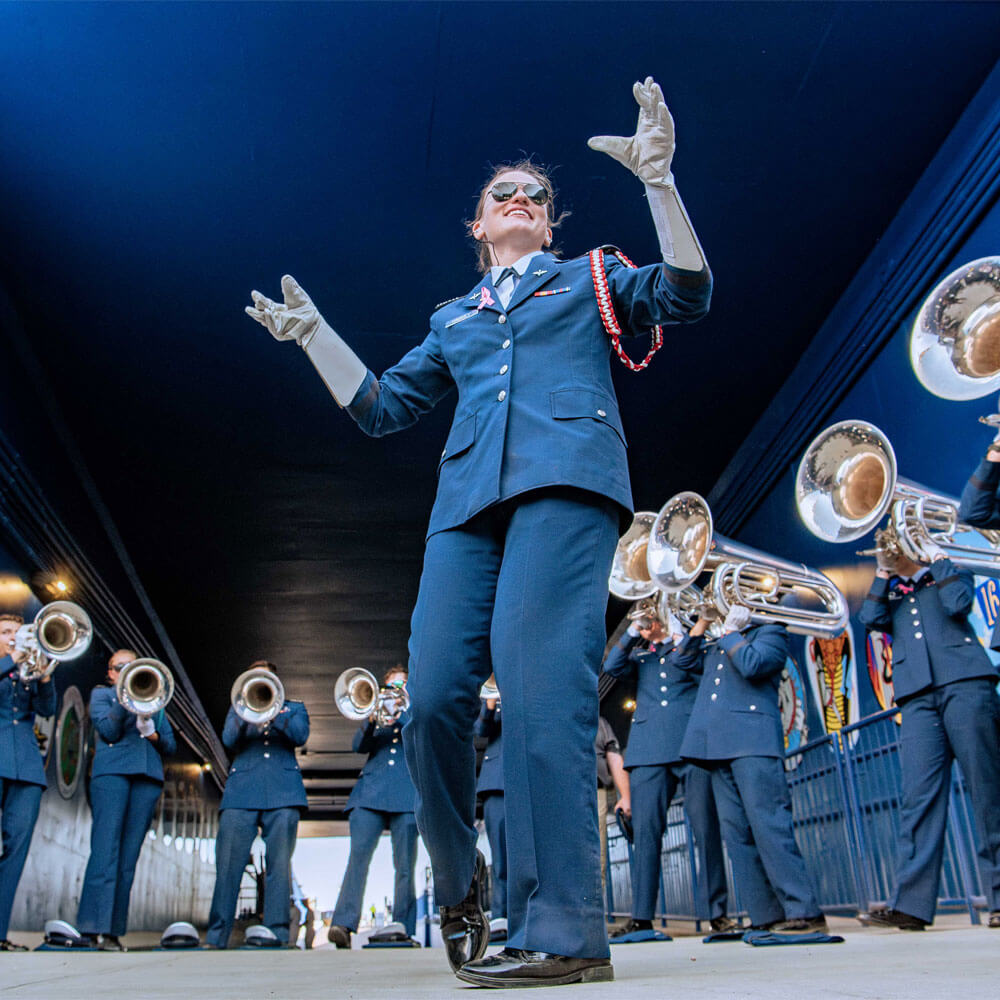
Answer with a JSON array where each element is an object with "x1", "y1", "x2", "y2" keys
[
  {"x1": 246, "y1": 275, "x2": 367, "y2": 407},
  {"x1": 136, "y1": 715, "x2": 155, "y2": 738},
  {"x1": 722, "y1": 605, "x2": 752, "y2": 634}
]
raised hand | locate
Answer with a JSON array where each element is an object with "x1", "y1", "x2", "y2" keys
[
  {"x1": 246, "y1": 275, "x2": 324, "y2": 346},
  {"x1": 588, "y1": 76, "x2": 676, "y2": 187}
]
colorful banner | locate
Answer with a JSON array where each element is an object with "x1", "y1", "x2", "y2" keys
[
  {"x1": 804, "y1": 629, "x2": 859, "y2": 740},
  {"x1": 779, "y1": 654, "x2": 808, "y2": 767}
]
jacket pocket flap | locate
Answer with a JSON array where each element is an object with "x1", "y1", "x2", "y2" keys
[
  {"x1": 440, "y1": 413, "x2": 477, "y2": 464},
  {"x1": 550, "y1": 389, "x2": 625, "y2": 441}
]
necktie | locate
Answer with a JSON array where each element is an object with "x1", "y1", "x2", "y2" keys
[{"x1": 494, "y1": 266, "x2": 518, "y2": 287}]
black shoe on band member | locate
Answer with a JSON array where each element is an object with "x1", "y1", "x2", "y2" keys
[
  {"x1": 439, "y1": 849, "x2": 489, "y2": 972},
  {"x1": 609, "y1": 919, "x2": 652, "y2": 939},
  {"x1": 328, "y1": 925, "x2": 352, "y2": 949},
  {"x1": 770, "y1": 914, "x2": 828, "y2": 934},
  {"x1": 457, "y1": 948, "x2": 614, "y2": 988},
  {"x1": 0, "y1": 939, "x2": 28, "y2": 952},
  {"x1": 709, "y1": 916, "x2": 740, "y2": 934},
  {"x1": 865, "y1": 907, "x2": 927, "y2": 931}
]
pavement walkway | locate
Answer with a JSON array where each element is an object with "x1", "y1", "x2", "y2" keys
[{"x1": 1, "y1": 915, "x2": 996, "y2": 998}]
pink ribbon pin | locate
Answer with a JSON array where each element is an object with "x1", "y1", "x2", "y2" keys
[{"x1": 477, "y1": 286, "x2": 495, "y2": 311}]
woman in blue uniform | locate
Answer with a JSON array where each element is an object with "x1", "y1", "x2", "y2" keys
[
  {"x1": 0, "y1": 613, "x2": 57, "y2": 951},
  {"x1": 247, "y1": 78, "x2": 712, "y2": 988}
]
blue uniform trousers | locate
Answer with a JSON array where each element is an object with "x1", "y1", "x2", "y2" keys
[
  {"x1": 710, "y1": 757, "x2": 820, "y2": 926},
  {"x1": 481, "y1": 791, "x2": 507, "y2": 919},
  {"x1": 628, "y1": 764, "x2": 727, "y2": 921},
  {"x1": 892, "y1": 678, "x2": 1000, "y2": 922},
  {"x1": 402, "y1": 488, "x2": 619, "y2": 959},
  {"x1": 331, "y1": 807, "x2": 418, "y2": 934},
  {"x1": 206, "y1": 806, "x2": 300, "y2": 947},
  {"x1": 0, "y1": 779, "x2": 43, "y2": 939},
  {"x1": 77, "y1": 775, "x2": 162, "y2": 936}
]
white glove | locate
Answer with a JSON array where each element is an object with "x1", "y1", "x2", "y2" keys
[
  {"x1": 588, "y1": 76, "x2": 675, "y2": 186},
  {"x1": 246, "y1": 275, "x2": 367, "y2": 407},
  {"x1": 136, "y1": 715, "x2": 155, "y2": 738},
  {"x1": 626, "y1": 622, "x2": 642, "y2": 638},
  {"x1": 588, "y1": 78, "x2": 707, "y2": 271},
  {"x1": 722, "y1": 605, "x2": 752, "y2": 634},
  {"x1": 920, "y1": 538, "x2": 947, "y2": 563}
]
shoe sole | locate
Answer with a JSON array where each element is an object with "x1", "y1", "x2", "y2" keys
[{"x1": 455, "y1": 964, "x2": 614, "y2": 988}]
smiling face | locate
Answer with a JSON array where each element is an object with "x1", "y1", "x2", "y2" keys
[{"x1": 471, "y1": 168, "x2": 553, "y2": 266}]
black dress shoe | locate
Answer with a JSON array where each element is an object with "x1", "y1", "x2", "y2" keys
[
  {"x1": 989, "y1": 911, "x2": 1000, "y2": 928},
  {"x1": 709, "y1": 916, "x2": 740, "y2": 934},
  {"x1": 439, "y1": 849, "x2": 489, "y2": 972},
  {"x1": 609, "y1": 918, "x2": 652, "y2": 939},
  {"x1": 770, "y1": 914, "x2": 829, "y2": 934},
  {"x1": 328, "y1": 925, "x2": 352, "y2": 949},
  {"x1": 97, "y1": 934, "x2": 126, "y2": 952},
  {"x1": 457, "y1": 948, "x2": 614, "y2": 988},
  {"x1": 0, "y1": 939, "x2": 28, "y2": 952},
  {"x1": 865, "y1": 907, "x2": 927, "y2": 931}
]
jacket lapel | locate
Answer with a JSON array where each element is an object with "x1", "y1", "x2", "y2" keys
[
  {"x1": 464, "y1": 280, "x2": 502, "y2": 315},
  {"x1": 506, "y1": 253, "x2": 561, "y2": 312}
]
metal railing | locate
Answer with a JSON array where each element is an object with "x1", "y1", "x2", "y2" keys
[{"x1": 605, "y1": 708, "x2": 987, "y2": 924}]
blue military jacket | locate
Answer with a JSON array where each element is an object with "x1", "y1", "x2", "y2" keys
[
  {"x1": 474, "y1": 703, "x2": 503, "y2": 794},
  {"x1": 858, "y1": 558, "x2": 996, "y2": 702},
  {"x1": 345, "y1": 711, "x2": 416, "y2": 813},
  {"x1": 678, "y1": 625, "x2": 788, "y2": 762},
  {"x1": 91, "y1": 685, "x2": 176, "y2": 781},
  {"x1": 346, "y1": 252, "x2": 711, "y2": 538},
  {"x1": 0, "y1": 655, "x2": 57, "y2": 787},
  {"x1": 220, "y1": 701, "x2": 309, "y2": 811},
  {"x1": 602, "y1": 632, "x2": 701, "y2": 768},
  {"x1": 958, "y1": 456, "x2": 1000, "y2": 650}
]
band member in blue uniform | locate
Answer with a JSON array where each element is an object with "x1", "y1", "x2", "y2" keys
[
  {"x1": 328, "y1": 665, "x2": 418, "y2": 948},
  {"x1": 0, "y1": 613, "x2": 57, "y2": 951},
  {"x1": 247, "y1": 77, "x2": 712, "y2": 987},
  {"x1": 958, "y1": 437, "x2": 1000, "y2": 652},
  {"x1": 602, "y1": 604, "x2": 731, "y2": 939},
  {"x1": 474, "y1": 683, "x2": 506, "y2": 934},
  {"x1": 679, "y1": 611, "x2": 826, "y2": 933},
  {"x1": 859, "y1": 540, "x2": 1000, "y2": 930},
  {"x1": 206, "y1": 661, "x2": 309, "y2": 948},
  {"x1": 76, "y1": 648, "x2": 176, "y2": 950}
]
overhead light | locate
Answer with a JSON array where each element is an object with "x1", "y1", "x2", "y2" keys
[
  {"x1": 55, "y1": 580, "x2": 68, "y2": 593},
  {"x1": 622, "y1": 699, "x2": 636, "y2": 712},
  {"x1": 202, "y1": 763, "x2": 212, "y2": 772}
]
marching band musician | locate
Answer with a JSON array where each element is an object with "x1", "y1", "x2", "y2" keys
[
  {"x1": 601, "y1": 603, "x2": 732, "y2": 939},
  {"x1": 76, "y1": 648, "x2": 176, "y2": 950},
  {"x1": 0, "y1": 613, "x2": 56, "y2": 952},
  {"x1": 247, "y1": 76, "x2": 711, "y2": 986},
  {"x1": 474, "y1": 685, "x2": 507, "y2": 937},
  {"x1": 206, "y1": 661, "x2": 309, "y2": 948},
  {"x1": 678, "y1": 611, "x2": 827, "y2": 934},
  {"x1": 328, "y1": 665, "x2": 418, "y2": 948},
  {"x1": 958, "y1": 434, "x2": 1000, "y2": 652},
  {"x1": 858, "y1": 539, "x2": 1000, "y2": 930}
]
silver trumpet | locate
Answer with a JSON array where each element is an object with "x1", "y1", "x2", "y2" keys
[
  {"x1": 117, "y1": 658, "x2": 175, "y2": 715},
  {"x1": 647, "y1": 492, "x2": 849, "y2": 638},
  {"x1": 796, "y1": 419, "x2": 1000, "y2": 575},
  {"x1": 911, "y1": 256, "x2": 1000, "y2": 401},
  {"x1": 15, "y1": 601, "x2": 93, "y2": 682},
  {"x1": 231, "y1": 666, "x2": 285, "y2": 725},
  {"x1": 335, "y1": 667, "x2": 410, "y2": 727}
]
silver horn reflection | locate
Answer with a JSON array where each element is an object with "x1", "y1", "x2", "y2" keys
[
  {"x1": 796, "y1": 419, "x2": 1000, "y2": 574},
  {"x1": 647, "y1": 492, "x2": 849, "y2": 638},
  {"x1": 335, "y1": 667, "x2": 410, "y2": 727},
  {"x1": 16, "y1": 601, "x2": 93, "y2": 682},
  {"x1": 608, "y1": 512, "x2": 659, "y2": 600},
  {"x1": 911, "y1": 256, "x2": 1000, "y2": 401},
  {"x1": 231, "y1": 666, "x2": 285, "y2": 725},
  {"x1": 117, "y1": 658, "x2": 175, "y2": 715}
]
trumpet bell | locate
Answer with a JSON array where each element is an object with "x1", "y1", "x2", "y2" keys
[
  {"x1": 647, "y1": 492, "x2": 713, "y2": 593},
  {"x1": 795, "y1": 420, "x2": 897, "y2": 542},
  {"x1": 35, "y1": 601, "x2": 92, "y2": 661},
  {"x1": 911, "y1": 256, "x2": 1000, "y2": 400},
  {"x1": 117, "y1": 658, "x2": 174, "y2": 715},
  {"x1": 231, "y1": 667, "x2": 284, "y2": 725},
  {"x1": 609, "y1": 512, "x2": 658, "y2": 600},
  {"x1": 334, "y1": 667, "x2": 379, "y2": 722}
]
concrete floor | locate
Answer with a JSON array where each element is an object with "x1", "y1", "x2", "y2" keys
[{"x1": 2, "y1": 915, "x2": 996, "y2": 998}]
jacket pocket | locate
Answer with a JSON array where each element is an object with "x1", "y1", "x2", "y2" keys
[
  {"x1": 550, "y1": 389, "x2": 626, "y2": 447},
  {"x1": 438, "y1": 413, "x2": 477, "y2": 471}
]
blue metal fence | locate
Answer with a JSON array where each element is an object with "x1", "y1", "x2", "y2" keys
[{"x1": 605, "y1": 708, "x2": 988, "y2": 923}]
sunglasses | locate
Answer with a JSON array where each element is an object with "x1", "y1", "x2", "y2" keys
[{"x1": 489, "y1": 181, "x2": 549, "y2": 206}]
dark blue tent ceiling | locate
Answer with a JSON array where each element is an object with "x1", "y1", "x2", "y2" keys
[{"x1": 2, "y1": 1, "x2": 998, "y2": 824}]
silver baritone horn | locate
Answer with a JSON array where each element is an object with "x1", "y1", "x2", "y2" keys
[
  {"x1": 232, "y1": 666, "x2": 285, "y2": 725},
  {"x1": 911, "y1": 256, "x2": 1000, "y2": 401},
  {"x1": 117, "y1": 658, "x2": 175, "y2": 715},
  {"x1": 796, "y1": 419, "x2": 1000, "y2": 575},
  {"x1": 646, "y1": 491, "x2": 849, "y2": 638},
  {"x1": 15, "y1": 600, "x2": 93, "y2": 682},
  {"x1": 335, "y1": 667, "x2": 410, "y2": 727},
  {"x1": 609, "y1": 511, "x2": 659, "y2": 601}
]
